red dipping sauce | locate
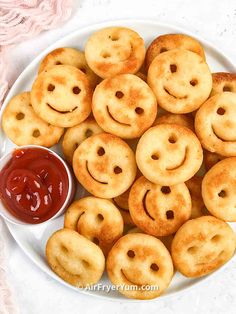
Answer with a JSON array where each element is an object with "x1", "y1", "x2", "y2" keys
[{"x1": 0, "y1": 147, "x2": 69, "y2": 224}]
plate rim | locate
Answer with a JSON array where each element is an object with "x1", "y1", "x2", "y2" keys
[
  {"x1": 6, "y1": 220, "x2": 236, "y2": 303},
  {"x1": 1, "y1": 17, "x2": 236, "y2": 116},
  {"x1": 2, "y1": 18, "x2": 236, "y2": 302}
]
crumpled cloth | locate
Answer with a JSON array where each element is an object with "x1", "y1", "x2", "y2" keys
[
  {"x1": 0, "y1": 0, "x2": 74, "y2": 106},
  {"x1": 0, "y1": 1, "x2": 74, "y2": 313}
]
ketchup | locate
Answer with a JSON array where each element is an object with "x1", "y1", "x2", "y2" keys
[{"x1": 0, "y1": 148, "x2": 69, "y2": 224}]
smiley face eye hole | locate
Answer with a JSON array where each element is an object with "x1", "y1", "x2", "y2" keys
[
  {"x1": 190, "y1": 79, "x2": 198, "y2": 86},
  {"x1": 218, "y1": 190, "x2": 226, "y2": 198},
  {"x1": 97, "y1": 147, "x2": 105, "y2": 156},
  {"x1": 85, "y1": 129, "x2": 93, "y2": 138},
  {"x1": 109, "y1": 35, "x2": 119, "y2": 41},
  {"x1": 61, "y1": 245, "x2": 68, "y2": 253},
  {"x1": 217, "y1": 107, "x2": 226, "y2": 115},
  {"x1": 114, "y1": 166, "x2": 122, "y2": 174},
  {"x1": 102, "y1": 52, "x2": 111, "y2": 58},
  {"x1": 55, "y1": 61, "x2": 62, "y2": 65},
  {"x1": 160, "y1": 47, "x2": 167, "y2": 53},
  {"x1": 115, "y1": 91, "x2": 124, "y2": 99},
  {"x1": 135, "y1": 107, "x2": 144, "y2": 114},
  {"x1": 170, "y1": 64, "x2": 177, "y2": 73},
  {"x1": 223, "y1": 85, "x2": 231, "y2": 92},
  {"x1": 47, "y1": 84, "x2": 55, "y2": 91},
  {"x1": 161, "y1": 186, "x2": 171, "y2": 194},
  {"x1": 151, "y1": 153, "x2": 159, "y2": 160},
  {"x1": 150, "y1": 263, "x2": 159, "y2": 272},
  {"x1": 72, "y1": 86, "x2": 81, "y2": 94},
  {"x1": 211, "y1": 234, "x2": 222, "y2": 243},
  {"x1": 166, "y1": 210, "x2": 174, "y2": 220},
  {"x1": 127, "y1": 250, "x2": 135, "y2": 258},
  {"x1": 93, "y1": 237, "x2": 99, "y2": 245},
  {"x1": 97, "y1": 213, "x2": 104, "y2": 222},
  {"x1": 32, "y1": 129, "x2": 41, "y2": 138},
  {"x1": 16, "y1": 112, "x2": 25, "y2": 120},
  {"x1": 187, "y1": 246, "x2": 198, "y2": 254},
  {"x1": 82, "y1": 260, "x2": 90, "y2": 268},
  {"x1": 168, "y1": 134, "x2": 177, "y2": 144}
]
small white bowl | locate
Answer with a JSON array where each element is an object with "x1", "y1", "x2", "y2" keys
[{"x1": 0, "y1": 145, "x2": 75, "y2": 225}]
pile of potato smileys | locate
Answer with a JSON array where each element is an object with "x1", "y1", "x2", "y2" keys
[{"x1": 2, "y1": 26, "x2": 236, "y2": 300}]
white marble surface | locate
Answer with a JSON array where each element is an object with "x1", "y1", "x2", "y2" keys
[{"x1": 3, "y1": 0, "x2": 236, "y2": 313}]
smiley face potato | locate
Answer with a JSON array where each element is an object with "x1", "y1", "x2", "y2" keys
[
  {"x1": 202, "y1": 158, "x2": 236, "y2": 221},
  {"x1": 171, "y1": 216, "x2": 236, "y2": 277},
  {"x1": 46, "y1": 229, "x2": 105, "y2": 287},
  {"x1": 136, "y1": 124, "x2": 203, "y2": 185},
  {"x1": 129, "y1": 176, "x2": 192, "y2": 236},
  {"x1": 107, "y1": 233, "x2": 174, "y2": 299},
  {"x1": 31, "y1": 65, "x2": 93, "y2": 127},
  {"x1": 195, "y1": 92, "x2": 236, "y2": 156},
  {"x1": 92, "y1": 74, "x2": 157, "y2": 138},
  {"x1": 85, "y1": 27, "x2": 146, "y2": 78},
  {"x1": 147, "y1": 49, "x2": 212, "y2": 113},
  {"x1": 72, "y1": 133, "x2": 137, "y2": 198}
]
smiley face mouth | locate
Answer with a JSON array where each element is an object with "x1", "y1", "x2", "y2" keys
[
  {"x1": 142, "y1": 190, "x2": 155, "y2": 221},
  {"x1": 166, "y1": 147, "x2": 188, "y2": 171},
  {"x1": 110, "y1": 42, "x2": 133, "y2": 62},
  {"x1": 47, "y1": 103, "x2": 78, "y2": 114},
  {"x1": 212, "y1": 125, "x2": 236, "y2": 142},
  {"x1": 56, "y1": 258, "x2": 81, "y2": 277},
  {"x1": 121, "y1": 269, "x2": 144, "y2": 286},
  {"x1": 164, "y1": 87, "x2": 187, "y2": 100},
  {"x1": 76, "y1": 211, "x2": 85, "y2": 227},
  {"x1": 106, "y1": 106, "x2": 131, "y2": 126},
  {"x1": 85, "y1": 161, "x2": 108, "y2": 185},
  {"x1": 196, "y1": 250, "x2": 224, "y2": 266}
]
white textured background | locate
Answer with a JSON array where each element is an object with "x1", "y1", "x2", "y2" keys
[{"x1": 4, "y1": 0, "x2": 236, "y2": 313}]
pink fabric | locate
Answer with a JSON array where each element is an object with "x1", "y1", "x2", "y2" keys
[
  {"x1": 0, "y1": 47, "x2": 9, "y2": 105},
  {"x1": 0, "y1": 1, "x2": 74, "y2": 313},
  {"x1": 0, "y1": 0, "x2": 74, "y2": 106}
]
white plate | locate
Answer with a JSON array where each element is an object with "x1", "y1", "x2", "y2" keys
[{"x1": 1, "y1": 19, "x2": 236, "y2": 301}]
